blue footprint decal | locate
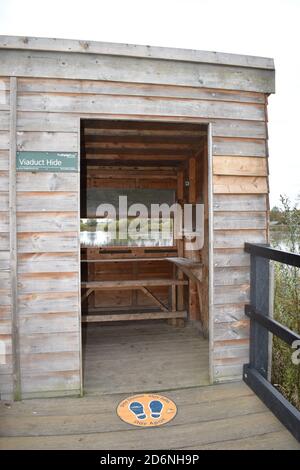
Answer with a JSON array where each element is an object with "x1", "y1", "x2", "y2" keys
[
  {"x1": 129, "y1": 401, "x2": 146, "y2": 420},
  {"x1": 149, "y1": 400, "x2": 163, "y2": 419}
]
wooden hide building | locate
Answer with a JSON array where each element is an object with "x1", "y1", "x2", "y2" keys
[{"x1": 0, "y1": 36, "x2": 275, "y2": 400}]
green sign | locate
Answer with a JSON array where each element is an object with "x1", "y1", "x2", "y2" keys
[{"x1": 16, "y1": 151, "x2": 78, "y2": 172}]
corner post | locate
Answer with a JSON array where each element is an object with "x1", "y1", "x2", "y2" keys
[
  {"x1": 9, "y1": 77, "x2": 21, "y2": 400},
  {"x1": 249, "y1": 252, "x2": 270, "y2": 378}
]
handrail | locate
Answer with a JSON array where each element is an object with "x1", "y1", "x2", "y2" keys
[
  {"x1": 243, "y1": 243, "x2": 300, "y2": 443},
  {"x1": 245, "y1": 305, "x2": 300, "y2": 346},
  {"x1": 245, "y1": 242, "x2": 300, "y2": 267}
]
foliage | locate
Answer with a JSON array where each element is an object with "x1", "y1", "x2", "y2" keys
[{"x1": 271, "y1": 195, "x2": 300, "y2": 410}]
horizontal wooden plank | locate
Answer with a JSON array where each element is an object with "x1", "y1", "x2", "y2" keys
[
  {"x1": 17, "y1": 192, "x2": 78, "y2": 212},
  {"x1": 0, "y1": 77, "x2": 10, "y2": 90},
  {"x1": 0, "y1": 373, "x2": 13, "y2": 394},
  {"x1": 0, "y1": 381, "x2": 251, "y2": 417},
  {"x1": 17, "y1": 212, "x2": 78, "y2": 232},
  {"x1": 82, "y1": 279, "x2": 188, "y2": 289},
  {"x1": 18, "y1": 253, "x2": 78, "y2": 273},
  {"x1": 215, "y1": 284, "x2": 250, "y2": 305},
  {"x1": 213, "y1": 342, "x2": 249, "y2": 358},
  {"x1": 213, "y1": 137, "x2": 266, "y2": 157},
  {"x1": 18, "y1": 93, "x2": 265, "y2": 122},
  {"x1": 0, "y1": 171, "x2": 9, "y2": 191},
  {"x1": 214, "y1": 211, "x2": 267, "y2": 230},
  {"x1": 0, "y1": 212, "x2": 9, "y2": 232},
  {"x1": 20, "y1": 332, "x2": 80, "y2": 354},
  {"x1": 0, "y1": 151, "x2": 8, "y2": 171},
  {"x1": 17, "y1": 112, "x2": 266, "y2": 138},
  {"x1": 213, "y1": 156, "x2": 267, "y2": 176},
  {"x1": 18, "y1": 292, "x2": 78, "y2": 315},
  {"x1": 17, "y1": 232, "x2": 78, "y2": 253},
  {"x1": 17, "y1": 172, "x2": 78, "y2": 192},
  {"x1": 0, "y1": 233, "x2": 9, "y2": 250},
  {"x1": 214, "y1": 319, "x2": 249, "y2": 341},
  {"x1": 0, "y1": 193, "x2": 8, "y2": 212},
  {"x1": 213, "y1": 249, "x2": 250, "y2": 267},
  {"x1": 0, "y1": 271, "x2": 10, "y2": 289},
  {"x1": 0, "y1": 37, "x2": 275, "y2": 70},
  {"x1": 0, "y1": 354, "x2": 12, "y2": 376},
  {"x1": 17, "y1": 131, "x2": 77, "y2": 152},
  {"x1": 214, "y1": 364, "x2": 244, "y2": 381},
  {"x1": 212, "y1": 120, "x2": 266, "y2": 139},
  {"x1": 214, "y1": 267, "x2": 250, "y2": 286},
  {"x1": 213, "y1": 304, "x2": 247, "y2": 323},
  {"x1": 19, "y1": 313, "x2": 78, "y2": 334},
  {"x1": 0, "y1": 131, "x2": 9, "y2": 150},
  {"x1": 0, "y1": 251, "x2": 9, "y2": 271},
  {"x1": 214, "y1": 229, "x2": 266, "y2": 249},
  {"x1": 17, "y1": 93, "x2": 265, "y2": 121},
  {"x1": 213, "y1": 194, "x2": 267, "y2": 211},
  {"x1": 82, "y1": 311, "x2": 187, "y2": 322},
  {"x1": 1, "y1": 49, "x2": 275, "y2": 93},
  {"x1": 18, "y1": 272, "x2": 78, "y2": 294},
  {"x1": 0, "y1": 307, "x2": 11, "y2": 322},
  {"x1": 20, "y1": 371, "x2": 80, "y2": 393},
  {"x1": 0, "y1": 111, "x2": 9, "y2": 131},
  {"x1": 0, "y1": 88, "x2": 9, "y2": 112},
  {"x1": 0, "y1": 290, "x2": 11, "y2": 306},
  {"x1": 18, "y1": 78, "x2": 266, "y2": 103},
  {"x1": 0, "y1": 319, "x2": 11, "y2": 334},
  {"x1": 213, "y1": 176, "x2": 268, "y2": 194},
  {"x1": 19, "y1": 351, "x2": 80, "y2": 373},
  {"x1": 0, "y1": 334, "x2": 12, "y2": 355}
]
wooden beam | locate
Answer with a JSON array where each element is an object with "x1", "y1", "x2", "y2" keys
[
  {"x1": 9, "y1": 77, "x2": 21, "y2": 401},
  {"x1": 0, "y1": 49, "x2": 275, "y2": 93},
  {"x1": 84, "y1": 120, "x2": 206, "y2": 131},
  {"x1": 85, "y1": 154, "x2": 190, "y2": 161},
  {"x1": 81, "y1": 279, "x2": 188, "y2": 289},
  {"x1": 167, "y1": 257, "x2": 203, "y2": 283},
  {"x1": 84, "y1": 135, "x2": 205, "y2": 144},
  {"x1": 85, "y1": 148, "x2": 195, "y2": 156},
  {"x1": 81, "y1": 288, "x2": 93, "y2": 303},
  {"x1": 84, "y1": 128, "x2": 206, "y2": 137},
  {"x1": 81, "y1": 310, "x2": 187, "y2": 322},
  {"x1": 0, "y1": 37, "x2": 275, "y2": 70},
  {"x1": 140, "y1": 286, "x2": 169, "y2": 312}
]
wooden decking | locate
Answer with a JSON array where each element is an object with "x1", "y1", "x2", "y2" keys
[
  {"x1": 82, "y1": 322, "x2": 210, "y2": 394},
  {"x1": 1, "y1": 382, "x2": 299, "y2": 449},
  {"x1": 0, "y1": 322, "x2": 299, "y2": 450}
]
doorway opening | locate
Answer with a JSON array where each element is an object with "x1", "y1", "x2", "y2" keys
[{"x1": 80, "y1": 119, "x2": 210, "y2": 394}]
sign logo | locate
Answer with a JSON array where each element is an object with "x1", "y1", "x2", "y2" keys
[
  {"x1": 117, "y1": 393, "x2": 177, "y2": 427},
  {"x1": 16, "y1": 151, "x2": 78, "y2": 172}
]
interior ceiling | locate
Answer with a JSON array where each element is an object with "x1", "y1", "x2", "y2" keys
[{"x1": 81, "y1": 119, "x2": 207, "y2": 168}]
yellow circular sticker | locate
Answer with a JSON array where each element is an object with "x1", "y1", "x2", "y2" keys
[{"x1": 117, "y1": 393, "x2": 177, "y2": 427}]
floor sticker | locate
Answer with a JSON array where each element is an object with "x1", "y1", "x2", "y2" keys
[{"x1": 117, "y1": 393, "x2": 177, "y2": 427}]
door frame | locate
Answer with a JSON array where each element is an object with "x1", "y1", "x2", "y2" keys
[{"x1": 77, "y1": 117, "x2": 214, "y2": 393}]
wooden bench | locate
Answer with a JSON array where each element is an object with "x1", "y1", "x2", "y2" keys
[{"x1": 81, "y1": 278, "x2": 188, "y2": 323}]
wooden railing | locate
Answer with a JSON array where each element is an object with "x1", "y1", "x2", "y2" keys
[{"x1": 243, "y1": 243, "x2": 300, "y2": 443}]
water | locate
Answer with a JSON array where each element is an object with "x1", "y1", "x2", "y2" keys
[
  {"x1": 270, "y1": 227, "x2": 299, "y2": 253},
  {"x1": 80, "y1": 230, "x2": 174, "y2": 248}
]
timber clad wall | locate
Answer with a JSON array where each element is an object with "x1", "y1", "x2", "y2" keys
[{"x1": 0, "y1": 36, "x2": 274, "y2": 399}]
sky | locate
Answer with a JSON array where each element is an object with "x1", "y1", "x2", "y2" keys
[{"x1": 0, "y1": 0, "x2": 299, "y2": 207}]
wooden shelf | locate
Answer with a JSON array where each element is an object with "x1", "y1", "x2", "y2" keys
[
  {"x1": 81, "y1": 279, "x2": 188, "y2": 289},
  {"x1": 81, "y1": 257, "x2": 167, "y2": 263},
  {"x1": 82, "y1": 310, "x2": 187, "y2": 322}
]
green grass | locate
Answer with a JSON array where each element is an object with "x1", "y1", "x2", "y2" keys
[{"x1": 270, "y1": 195, "x2": 300, "y2": 410}]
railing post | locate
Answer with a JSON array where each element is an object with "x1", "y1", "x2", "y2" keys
[
  {"x1": 249, "y1": 252, "x2": 270, "y2": 378},
  {"x1": 244, "y1": 243, "x2": 300, "y2": 443}
]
